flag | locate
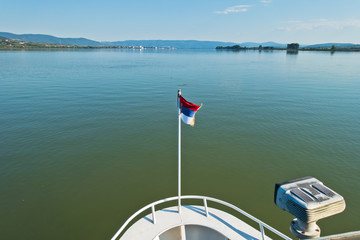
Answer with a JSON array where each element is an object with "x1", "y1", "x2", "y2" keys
[{"x1": 178, "y1": 95, "x2": 202, "y2": 126}]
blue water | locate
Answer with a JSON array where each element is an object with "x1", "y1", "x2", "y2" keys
[{"x1": 0, "y1": 49, "x2": 359, "y2": 239}]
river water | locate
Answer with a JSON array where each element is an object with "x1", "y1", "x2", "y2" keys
[{"x1": 0, "y1": 49, "x2": 359, "y2": 239}]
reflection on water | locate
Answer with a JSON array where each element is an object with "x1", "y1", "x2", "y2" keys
[{"x1": 0, "y1": 49, "x2": 359, "y2": 240}]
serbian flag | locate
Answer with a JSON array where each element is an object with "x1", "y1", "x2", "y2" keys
[{"x1": 178, "y1": 95, "x2": 202, "y2": 127}]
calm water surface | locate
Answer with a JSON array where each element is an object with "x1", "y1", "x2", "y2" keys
[{"x1": 0, "y1": 49, "x2": 359, "y2": 239}]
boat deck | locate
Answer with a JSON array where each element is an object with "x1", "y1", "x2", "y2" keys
[{"x1": 119, "y1": 205, "x2": 272, "y2": 240}]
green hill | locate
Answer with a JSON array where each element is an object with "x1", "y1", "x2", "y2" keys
[
  {"x1": 0, "y1": 32, "x2": 101, "y2": 47},
  {"x1": 0, "y1": 36, "x2": 78, "y2": 49}
]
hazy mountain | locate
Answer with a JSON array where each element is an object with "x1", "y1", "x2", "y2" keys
[
  {"x1": 105, "y1": 40, "x2": 289, "y2": 48},
  {"x1": 0, "y1": 32, "x2": 102, "y2": 46},
  {"x1": 304, "y1": 43, "x2": 360, "y2": 48},
  {"x1": 0, "y1": 32, "x2": 240, "y2": 48},
  {"x1": 0, "y1": 32, "x2": 286, "y2": 49},
  {"x1": 105, "y1": 40, "x2": 239, "y2": 48},
  {"x1": 240, "y1": 41, "x2": 287, "y2": 48},
  {"x1": 4, "y1": 32, "x2": 357, "y2": 49}
]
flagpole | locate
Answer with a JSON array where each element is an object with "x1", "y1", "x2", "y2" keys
[{"x1": 178, "y1": 89, "x2": 181, "y2": 214}]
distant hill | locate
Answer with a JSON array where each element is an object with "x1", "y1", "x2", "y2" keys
[
  {"x1": 0, "y1": 32, "x2": 102, "y2": 47},
  {"x1": 0, "y1": 32, "x2": 239, "y2": 48},
  {"x1": 241, "y1": 41, "x2": 287, "y2": 48},
  {"x1": 0, "y1": 36, "x2": 82, "y2": 49},
  {"x1": 304, "y1": 43, "x2": 360, "y2": 49},
  {"x1": 4, "y1": 32, "x2": 358, "y2": 49},
  {"x1": 107, "y1": 40, "x2": 290, "y2": 48},
  {"x1": 105, "y1": 40, "x2": 239, "y2": 48},
  {"x1": 0, "y1": 32, "x2": 290, "y2": 49}
]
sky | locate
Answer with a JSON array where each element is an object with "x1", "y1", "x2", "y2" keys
[{"x1": 1, "y1": 0, "x2": 360, "y2": 44}]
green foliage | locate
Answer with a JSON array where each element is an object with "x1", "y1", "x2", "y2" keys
[
  {"x1": 216, "y1": 45, "x2": 247, "y2": 50},
  {"x1": 287, "y1": 43, "x2": 299, "y2": 50}
]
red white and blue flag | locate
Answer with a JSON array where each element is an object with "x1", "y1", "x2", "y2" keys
[{"x1": 178, "y1": 95, "x2": 202, "y2": 126}]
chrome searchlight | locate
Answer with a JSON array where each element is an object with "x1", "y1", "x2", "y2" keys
[{"x1": 274, "y1": 177, "x2": 346, "y2": 239}]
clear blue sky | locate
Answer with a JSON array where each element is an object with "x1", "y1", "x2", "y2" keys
[{"x1": 1, "y1": 0, "x2": 360, "y2": 44}]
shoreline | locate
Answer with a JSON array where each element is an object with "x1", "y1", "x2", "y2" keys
[
  {"x1": 216, "y1": 46, "x2": 360, "y2": 52},
  {"x1": 2, "y1": 46, "x2": 360, "y2": 52},
  {"x1": 2, "y1": 47, "x2": 360, "y2": 52}
]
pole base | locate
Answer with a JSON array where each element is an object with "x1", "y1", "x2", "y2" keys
[{"x1": 290, "y1": 218, "x2": 321, "y2": 239}]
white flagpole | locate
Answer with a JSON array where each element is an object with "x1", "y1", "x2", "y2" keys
[{"x1": 178, "y1": 89, "x2": 181, "y2": 214}]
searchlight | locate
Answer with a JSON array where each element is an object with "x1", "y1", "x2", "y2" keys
[{"x1": 274, "y1": 177, "x2": 346, "y2": 239}]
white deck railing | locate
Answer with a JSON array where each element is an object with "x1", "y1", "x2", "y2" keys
[{"x1": 111, "y1": 195, "x2": 292, "y2": 240}]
